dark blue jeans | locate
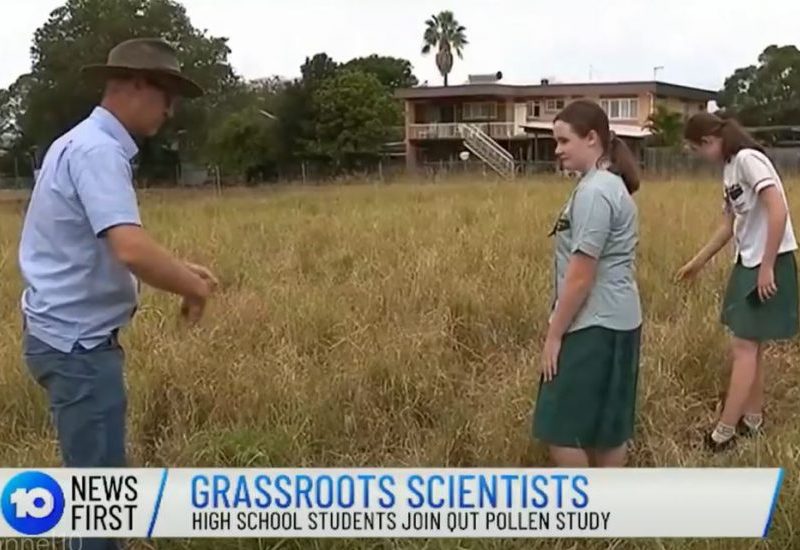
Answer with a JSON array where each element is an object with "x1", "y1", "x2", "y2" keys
[{"x1": 23, "y1": 330, "x2": 127, "y2": 550}]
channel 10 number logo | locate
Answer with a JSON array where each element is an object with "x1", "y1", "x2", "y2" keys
[{"x1": 1, "y1": 471, "x2": 65, "y2": 535}]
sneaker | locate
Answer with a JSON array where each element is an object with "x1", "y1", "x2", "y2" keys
[
  {"x1": 737, "y1": 417, "x2": 764, "y2": 438},
  {"x1": 705, "y1": 432, "x2": 737, "y2": 453}
]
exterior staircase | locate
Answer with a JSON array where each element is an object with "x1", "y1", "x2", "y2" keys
[{"x1": 458, "y1": 123, "x2": 515, "y2": 179}]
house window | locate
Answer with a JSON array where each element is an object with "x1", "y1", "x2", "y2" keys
[
  {"x1": 600, "y1": 98, "x2": 639, "y2": 120},
  {"x1": 527, "y1": 101, "x2": 542, "y2": 119},
  {"x1": 462, "y1": 102, "x2": 497, "y2": 120},
  {"x1": 545, "y1": 99, "x2": 565, "y2": 113}
]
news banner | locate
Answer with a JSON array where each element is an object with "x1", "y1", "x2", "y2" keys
[{"x1": 0, "y1": 468, "x2": 784, "y2": 539}]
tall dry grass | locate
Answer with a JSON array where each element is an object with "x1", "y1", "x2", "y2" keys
[{"x1": 0, "y1": 176, "x2": 798, "y2": 549}]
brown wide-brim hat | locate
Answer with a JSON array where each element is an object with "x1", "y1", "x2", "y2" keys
[{"x1": 81, "y1": 37, "x2": 204, "y2": 98}]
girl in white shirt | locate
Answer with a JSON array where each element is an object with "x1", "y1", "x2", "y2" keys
[{"x1": 677, "y1": 112, "x2": 798, "y2": 452}]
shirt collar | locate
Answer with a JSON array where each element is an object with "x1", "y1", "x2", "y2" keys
[
  {"x1": 575, "y1": 167, "x2": 598, "y2": 189},
  {"x1": 89, "y1": 106, "x2": 139, "y2": 161}
]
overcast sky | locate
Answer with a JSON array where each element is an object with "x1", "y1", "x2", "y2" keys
[{"x1": 2, "y1": 0, "x2": 799, "y2": 92}]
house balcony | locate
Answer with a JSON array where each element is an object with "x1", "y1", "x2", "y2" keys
[{"x1": 408, "y1": 122, "x2": 524, "y2": 140}]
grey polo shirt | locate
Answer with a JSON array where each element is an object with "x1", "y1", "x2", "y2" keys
[{"x1": 551, "y1": 168, "x2": 642, "y2": 333}]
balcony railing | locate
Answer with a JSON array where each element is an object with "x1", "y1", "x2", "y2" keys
[{"x1": 408, "y1": 123, "x2": 521, "y2": 140}]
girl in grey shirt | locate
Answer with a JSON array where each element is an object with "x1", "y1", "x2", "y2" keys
[{"x1": 533, "y1": 100, "x2": 643, "y2": 468}]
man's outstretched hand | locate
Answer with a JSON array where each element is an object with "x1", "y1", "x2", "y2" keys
[
  {"x1": 180, "y1": 262, "x2": 218, "y2": 324},
  {"x1": 185, "y1": 262, "x2": 220, "y2": 291}
]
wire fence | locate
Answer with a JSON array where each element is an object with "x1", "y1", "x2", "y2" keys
[
  {"x1": 643, "y1": 147, "x2": 800, "y2": 179},
  {"x1": 3, "y1": 147, "x2": 800, "y2": 190}
]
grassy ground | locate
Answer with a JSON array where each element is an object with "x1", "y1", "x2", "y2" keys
[{"x1": 0, "y1": 176, "x2": 798, "y2": 549}]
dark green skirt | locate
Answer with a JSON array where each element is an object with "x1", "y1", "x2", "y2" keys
[
  {"x1": 533, "y1": 325, "x2": 641, "y2": 449},
  {"x1": 721, "y1": 251, "x2": 799, "y2": 342}
]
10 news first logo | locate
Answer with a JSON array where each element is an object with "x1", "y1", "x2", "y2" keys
[
  {"x1": 2, "y1": 472, "x2": 65, "y2": 535},
  {"x1": 0, "y1": 468, "x2": 786, "y2": 539},
  {"x1": 1, "y1": 470, "x2": 138, "y2": 537}
]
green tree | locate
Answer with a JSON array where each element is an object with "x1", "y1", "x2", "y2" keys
[
  {"x1": 343, "y1": 55, "x2": 418, "y2": 90},
  {"x1": 644, "y1": 104, "x2": 685, "y2": 147},
  {"x1": 260, "y1": 52, "x2": 340, "y2": 164},
  {"x1": 309, "y1": 70, "x2": 400, "y2": 167},
  {"x1": 421, "y1": 11, "x2": 467, "y2": 87},
  {"x1": 1, "y1": 75, "x2": 34, "y2": 145},
  {"x1": 196, "y1": 50, "x2": 417, "y2": 178},
  {"x1": 0, "y1": 76, "x2": 37, "y2": 176},
  {"x1": 300, "y1": 53, "x2": 339, "y2": 90},
  {"x1": 16, "y1": 0, "x2": 239, "y2": 179},
  {"x1": 205, "y1": 107, "x2": 278, "y2": 183},
  {"x1": 0, "y1": 88, "x2": 11, "y2": 137},
  {"x1": 204, "y1": 76, "x2": 302, "y2": 181},
  {"x1": 0, "y1": 88, "x2": 15, "y2": 174},
  {"x1": 717, "y1": 44, "x2": 800, "y2": 126},
  {"x1": 209, "y1": 53, "x2": 340, "y2": 174},
  {"x1": 272, "y1": 81, "x2": 315, "y2": 162}
]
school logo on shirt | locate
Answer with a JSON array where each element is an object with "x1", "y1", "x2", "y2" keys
[
  {"x1": 726, "y1": 183, "x2": 744, "y2": 201},
  {"x1": 548, "y1": 216, "x2": 570, "y2": 236}
]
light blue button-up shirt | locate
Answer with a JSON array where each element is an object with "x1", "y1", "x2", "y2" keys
[{"x1": 19, "y1": 106, "x2": 142, "y2": 353}]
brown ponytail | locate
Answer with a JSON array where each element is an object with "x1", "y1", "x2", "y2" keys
[
  {"x1": 684, "y1": 112, "x2": 766, "y2": 162},
  {"x1": 608, "y1": 133, "x2": 640, "y2": 194},
  {"x1": 554, "y1": 99, "x2": 641, "y2": 194}
]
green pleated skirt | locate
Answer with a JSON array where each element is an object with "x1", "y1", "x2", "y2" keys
[
  {"x1": 721, "y1": 251, "x2": 799, "y2": 342},
  {"x1": 533, "y1": 325, "x2": 641, "y2": 449}
]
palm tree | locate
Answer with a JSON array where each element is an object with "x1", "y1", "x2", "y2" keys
[
  {"x1": 421, "y1": 11, "x2": 468, "y2": 87},
  {"x1": 644, "y1": 105, "x2": 685, "y2": 148}
]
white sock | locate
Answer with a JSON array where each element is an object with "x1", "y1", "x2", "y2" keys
[
  {"x1": 711, "y1": 422, "x2": 736, "y2": 443},
  {"x1": 743, "y1": 413, "x2": 763, "y2": 430}
]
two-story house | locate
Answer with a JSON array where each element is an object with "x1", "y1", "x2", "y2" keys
[{"x1": 395, "y1": 79, "x2": 717, "y2": 175}]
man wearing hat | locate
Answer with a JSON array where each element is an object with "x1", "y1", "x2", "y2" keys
[{"x1": 19, "y1": 37, "x2": 215, "y2": 485}]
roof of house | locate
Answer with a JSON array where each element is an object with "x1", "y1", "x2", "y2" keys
[{"x1": 396, "y1": 81, "x2": 717, "y2": 102}]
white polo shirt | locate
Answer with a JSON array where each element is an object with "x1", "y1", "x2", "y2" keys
[{"x1": 722, "y1": 148, "x2": 798, "y2": 268}]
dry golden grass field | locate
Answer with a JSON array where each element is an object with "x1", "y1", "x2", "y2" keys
[{"x1": 0, "y1": 176, "x2": 798, "y2": 549}]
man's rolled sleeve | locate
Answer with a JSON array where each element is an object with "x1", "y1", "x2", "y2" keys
[
  {"x1": 71, "y1": 145, "x2": 141, "y2": 236},
  {"x1": 570, "y1": 186, "x2": 612, "y2": 259}
]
